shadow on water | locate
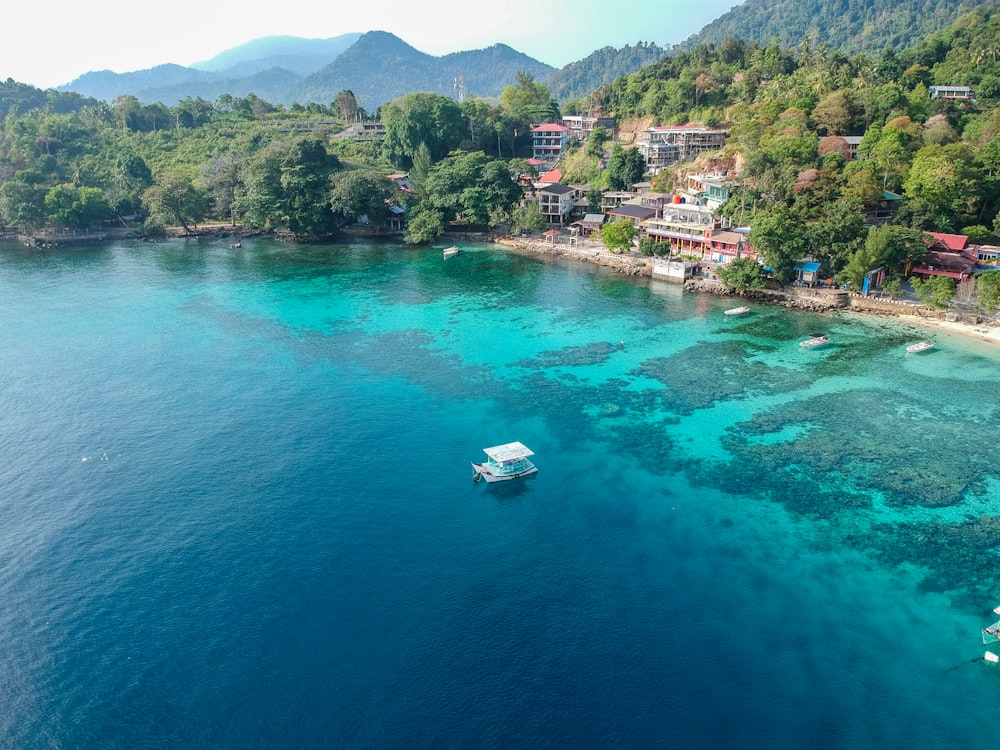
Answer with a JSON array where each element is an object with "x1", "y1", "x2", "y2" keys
[{"x1": 472, "y1": 474, "x2": 537, "y2": 503}]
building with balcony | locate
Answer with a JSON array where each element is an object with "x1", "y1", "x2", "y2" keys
[
  {"x1": 536, "y1": 183, "x2": 576, "y2": 224},
  {"x1": 561, "y1": 114, "x2": 616, "y2": 138},
  {"x1": 929, "y1": 85, "x2": 975, "y2": 102},
  {"x1": 681, "y1": 174, "x2": 734, "y2": 209},
  {"x1": 636, "y1": 126, "x2": 728, "y2": 172},
  {"x1": 532, "y1": 123, "x2": 570, "y2": 161}
]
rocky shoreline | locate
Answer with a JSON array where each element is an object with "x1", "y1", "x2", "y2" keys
[{"x1": 497, "y1": 236, "x2": 1000, "y2": 345}]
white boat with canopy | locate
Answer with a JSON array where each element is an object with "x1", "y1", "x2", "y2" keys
[
  {"x1": 472, "y1": 441, "x2": 537, "y2": 483},
  {"x1": 799, "y1": 334, "x2": 829, "y2": 349},
  {"x1": 984, "y1": 620, "x2": 1000, "y2": 645}
]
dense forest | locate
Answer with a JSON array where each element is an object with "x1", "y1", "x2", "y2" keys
[
  {"x1": 679, "y1": 0, "x2": 987, "y2": 56},
  {"x1": 2, "y1": 2, "x2": 1000, "y2": 303}
]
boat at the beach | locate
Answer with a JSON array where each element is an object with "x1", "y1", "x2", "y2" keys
[
  {"x1": 906, "y1": 341, "x2": 933, "y2": 353},
  {"x1": 472, "y1": 442, "x2": 537, "y2": 483},
  {"x1": 799, "y1": 334, "x2": 829, "y2": 349},
  {"x1": 724, "y1": 306, "x2": 751, "y2": 316},
  {"x1": 443, "y1": 246, "x2": 459, "y2": 258}
]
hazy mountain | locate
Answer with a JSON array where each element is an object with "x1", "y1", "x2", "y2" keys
[
  {"x1": 62, "y1": 64, "x2": 217, "y2": 103},
  {"x1": 678, "y1": 0, "x2": 986, "y2": 55},
  {"x1": 190, "y1": 34, "x2": 362, "y2": 76},
  {"x1": 293, "y1": 31, "x2": 555, "y2": 108},
  {"x1": 137, "y1": 67, "x2": 304, "y2": 107}
]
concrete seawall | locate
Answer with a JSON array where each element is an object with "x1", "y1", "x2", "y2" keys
[{"x1": 494, "y1": 237, "x2": 652, "y2": 277}]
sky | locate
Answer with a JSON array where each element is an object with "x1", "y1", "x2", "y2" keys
[{"x1": 2, "y1": 0, "x2": 738, "y2": 90}]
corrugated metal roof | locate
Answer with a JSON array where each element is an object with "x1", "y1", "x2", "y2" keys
[{"x1": 483, "y1": 442, "x2": 535, "y2": 461}]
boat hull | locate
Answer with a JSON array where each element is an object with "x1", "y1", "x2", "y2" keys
[
  {"x1": 472, "y1": 461, "x2": 538, "y2": 483},
  {"x1": 906, "y1": 342, "x2": 933, "y2": 353},
  {"x1": 800, "y1": 337, "x2": 829, "y2": 348},
  {"x1": 724, "y1": 306, "x2": 750, "y2": 316}
]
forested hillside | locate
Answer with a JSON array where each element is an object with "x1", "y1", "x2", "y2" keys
[
  {"x1": 545, "y1": 42, "x2": 667, "y2": 104},
  {"x1": 3, "y1": 2, "x2": 1000, "y2": 305},
  {"x1": 679, "y1": 0, "x2": 987, "y2": 56}
]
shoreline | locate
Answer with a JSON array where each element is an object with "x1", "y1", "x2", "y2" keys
[
  {"x1": 894, "y1": 314, "x2": 1000, "y2": 346},
  {"x1": 497, "y1": 235, "x2": 1000, "y2": 349}
]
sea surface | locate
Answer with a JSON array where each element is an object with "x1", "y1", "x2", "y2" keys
[{"x1": 2, "y1": 236, "x2": 1000, "y2": 749}]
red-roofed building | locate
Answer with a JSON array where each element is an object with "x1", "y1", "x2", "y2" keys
[
  {"x1": 908, "y1": 232, "x2": 976, "y2": 280},
  {"x1": 532, "y1": 123, "x2": 570, "y2": 161},
  {"x1": 923, "y1": 232, "x2": 969, "y2": 252},
  {"x1": 537, "y1": 168, "x2": 563, "y2": 185}
]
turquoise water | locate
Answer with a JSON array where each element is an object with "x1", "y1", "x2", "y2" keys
[{"x1": 2, "y1": 237, "x2": 999, "y2": 748}]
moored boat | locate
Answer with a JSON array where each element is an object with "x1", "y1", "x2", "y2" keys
[
  {"x1": 443, "y1": 246, "x2": 459, "y2": 258},
  {"x1": 724, "y1": 306, "x2": 751, "y2": 316},
  {"x1": 472, "y1": 441, "x2": 537, "y2": 483},
  {"x1": 984, "y1": 620, "x2": 1000, "y2": 645},
  {"x1": 799, "y1": 334, "x2": 829, "y2": 348},
  {"x1": 906, "y1": 341, "x2": 933, "y2": 353}
]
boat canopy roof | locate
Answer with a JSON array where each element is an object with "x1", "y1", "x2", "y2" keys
[{"x1": 483, "y1": 442, "x2": 534, "y2": 461}]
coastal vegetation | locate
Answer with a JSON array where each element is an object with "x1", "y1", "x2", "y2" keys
[{"x1": 1, "y1": 2, "x2": 1000, "y2": 306}]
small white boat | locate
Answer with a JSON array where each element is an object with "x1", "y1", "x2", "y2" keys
[
  {"x1": 984, "y1": 620, "x2": 1000, "y2": 645},
  {"x1": 472, "y1": 441, "x2": 537, "y2": 483},
  {"x1": 799, "y1": 334, "x2": 829, "y2": 349},
  {"x1": 724, "y1": 306, "x2": 751, "y2": 316},
  {"x1": 906, "y1": 341, "x2": 933, "y2": 353},
  {"x1": 443, "y1": 246, "x2": 459, "y2": 258}
]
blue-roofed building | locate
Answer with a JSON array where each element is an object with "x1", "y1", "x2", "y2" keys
[{"x1": 793, "y1": 261, "x2": 822, "y2": 286}]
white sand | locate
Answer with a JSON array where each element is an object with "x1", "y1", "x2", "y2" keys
[{"x1": 896, "y1": 314, "x2": 1000, "y2": 347}]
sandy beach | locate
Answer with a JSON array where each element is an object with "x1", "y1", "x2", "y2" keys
[{"x1": 896, "y1": 314, "x2": 1000, "y2": 346}]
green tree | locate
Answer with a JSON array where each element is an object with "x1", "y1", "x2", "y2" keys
[
  {"x1": 0, "y1": 180, "x2": 45, "y2": 233},
  {"x1": 422, "y1": 150, "x2": 522, "y2": 224},
  {"x1": 44, "y1": 185, "x2": 111, "y2": 229},
  {"x1": 403, "y1": 203, "x2": 445, "y2": 244},
  {"x1": 910, "y1": 275, "x2": 956, "y2": 309},
  {"x1": 381, "y1": 93, "x2": 465, "y2": 167},
  {"x1": 601, "y1": 219, "x2": 636, "y2": 252},
  {"x1": 977, "y1": 269, "x2": 1000, "y2": 314},
  {"x1": 605, "y1": 143, "x2": 645, "y2": 191},
  {"x1": 334, "y1": 90, "x2": 361, "y2": 122},
  {"x1": 811, "y1": 90, "x2": 852, "y2": 135},
  {"x1": 202, "y1": 152, "x2": 244, "y2": 227},
  {"x1": 409, "y1": 142, "x2": 432, "y2": 200},
  {"x1": 808, "y1": 199, "x2": 867, "y2": 272},
  {"x1": 842, "y1": 224, "x2": 924, "y2": 289},
  {"x1": 639, "y1": 237, "x2": 663, "y2": 256},
  {"x1": 902, "y1": 144, "x2": 982, "y2": 228},
  {"x1": 143, "y1": 174, "x2": 206, "y2": 233},
  {"x1": 880, "y1": 274, "x2": 905, "y2": 298},
  {"x1": 511, "y1": 201, "x2": 545, "y2": 235},
  {"x1": 499, "y1": 72, "x2": 558, "y2": 122},
  {"x1": 749, "y1": 205, "x2": 807, "y2": 284},
  {"x1": 237, "y1": 137, "x2": 339, "y2": 235},
  {"x1": 586, "y1": 125, "x2": 611, "y2": 157},
  {"x1": 717, "y1": 258, "x2": 766, "y2": 292},
  {"x1": 329, "y1": 170, "x2": 400, "y2": 225}
]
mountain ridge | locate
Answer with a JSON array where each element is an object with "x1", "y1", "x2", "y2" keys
[
  {"x1": 678, "y1": 0, "x2": 988, "y2": 55},
  {"x1": 56, "y1": 30, "x2": 663, "y2": 109}
]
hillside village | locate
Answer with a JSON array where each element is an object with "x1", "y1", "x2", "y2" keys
[{"x1": 2, "y1": 2, "x2": 1000, "y2": 321}]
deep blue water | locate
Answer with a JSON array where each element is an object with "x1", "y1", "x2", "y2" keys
[{"x1": 2, "y1": 237, "x2": 1000, "y2": 748}]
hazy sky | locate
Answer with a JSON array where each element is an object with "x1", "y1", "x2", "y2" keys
[{"x1": 3, "y1": 0, "x2": 738, "y2": 89}]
